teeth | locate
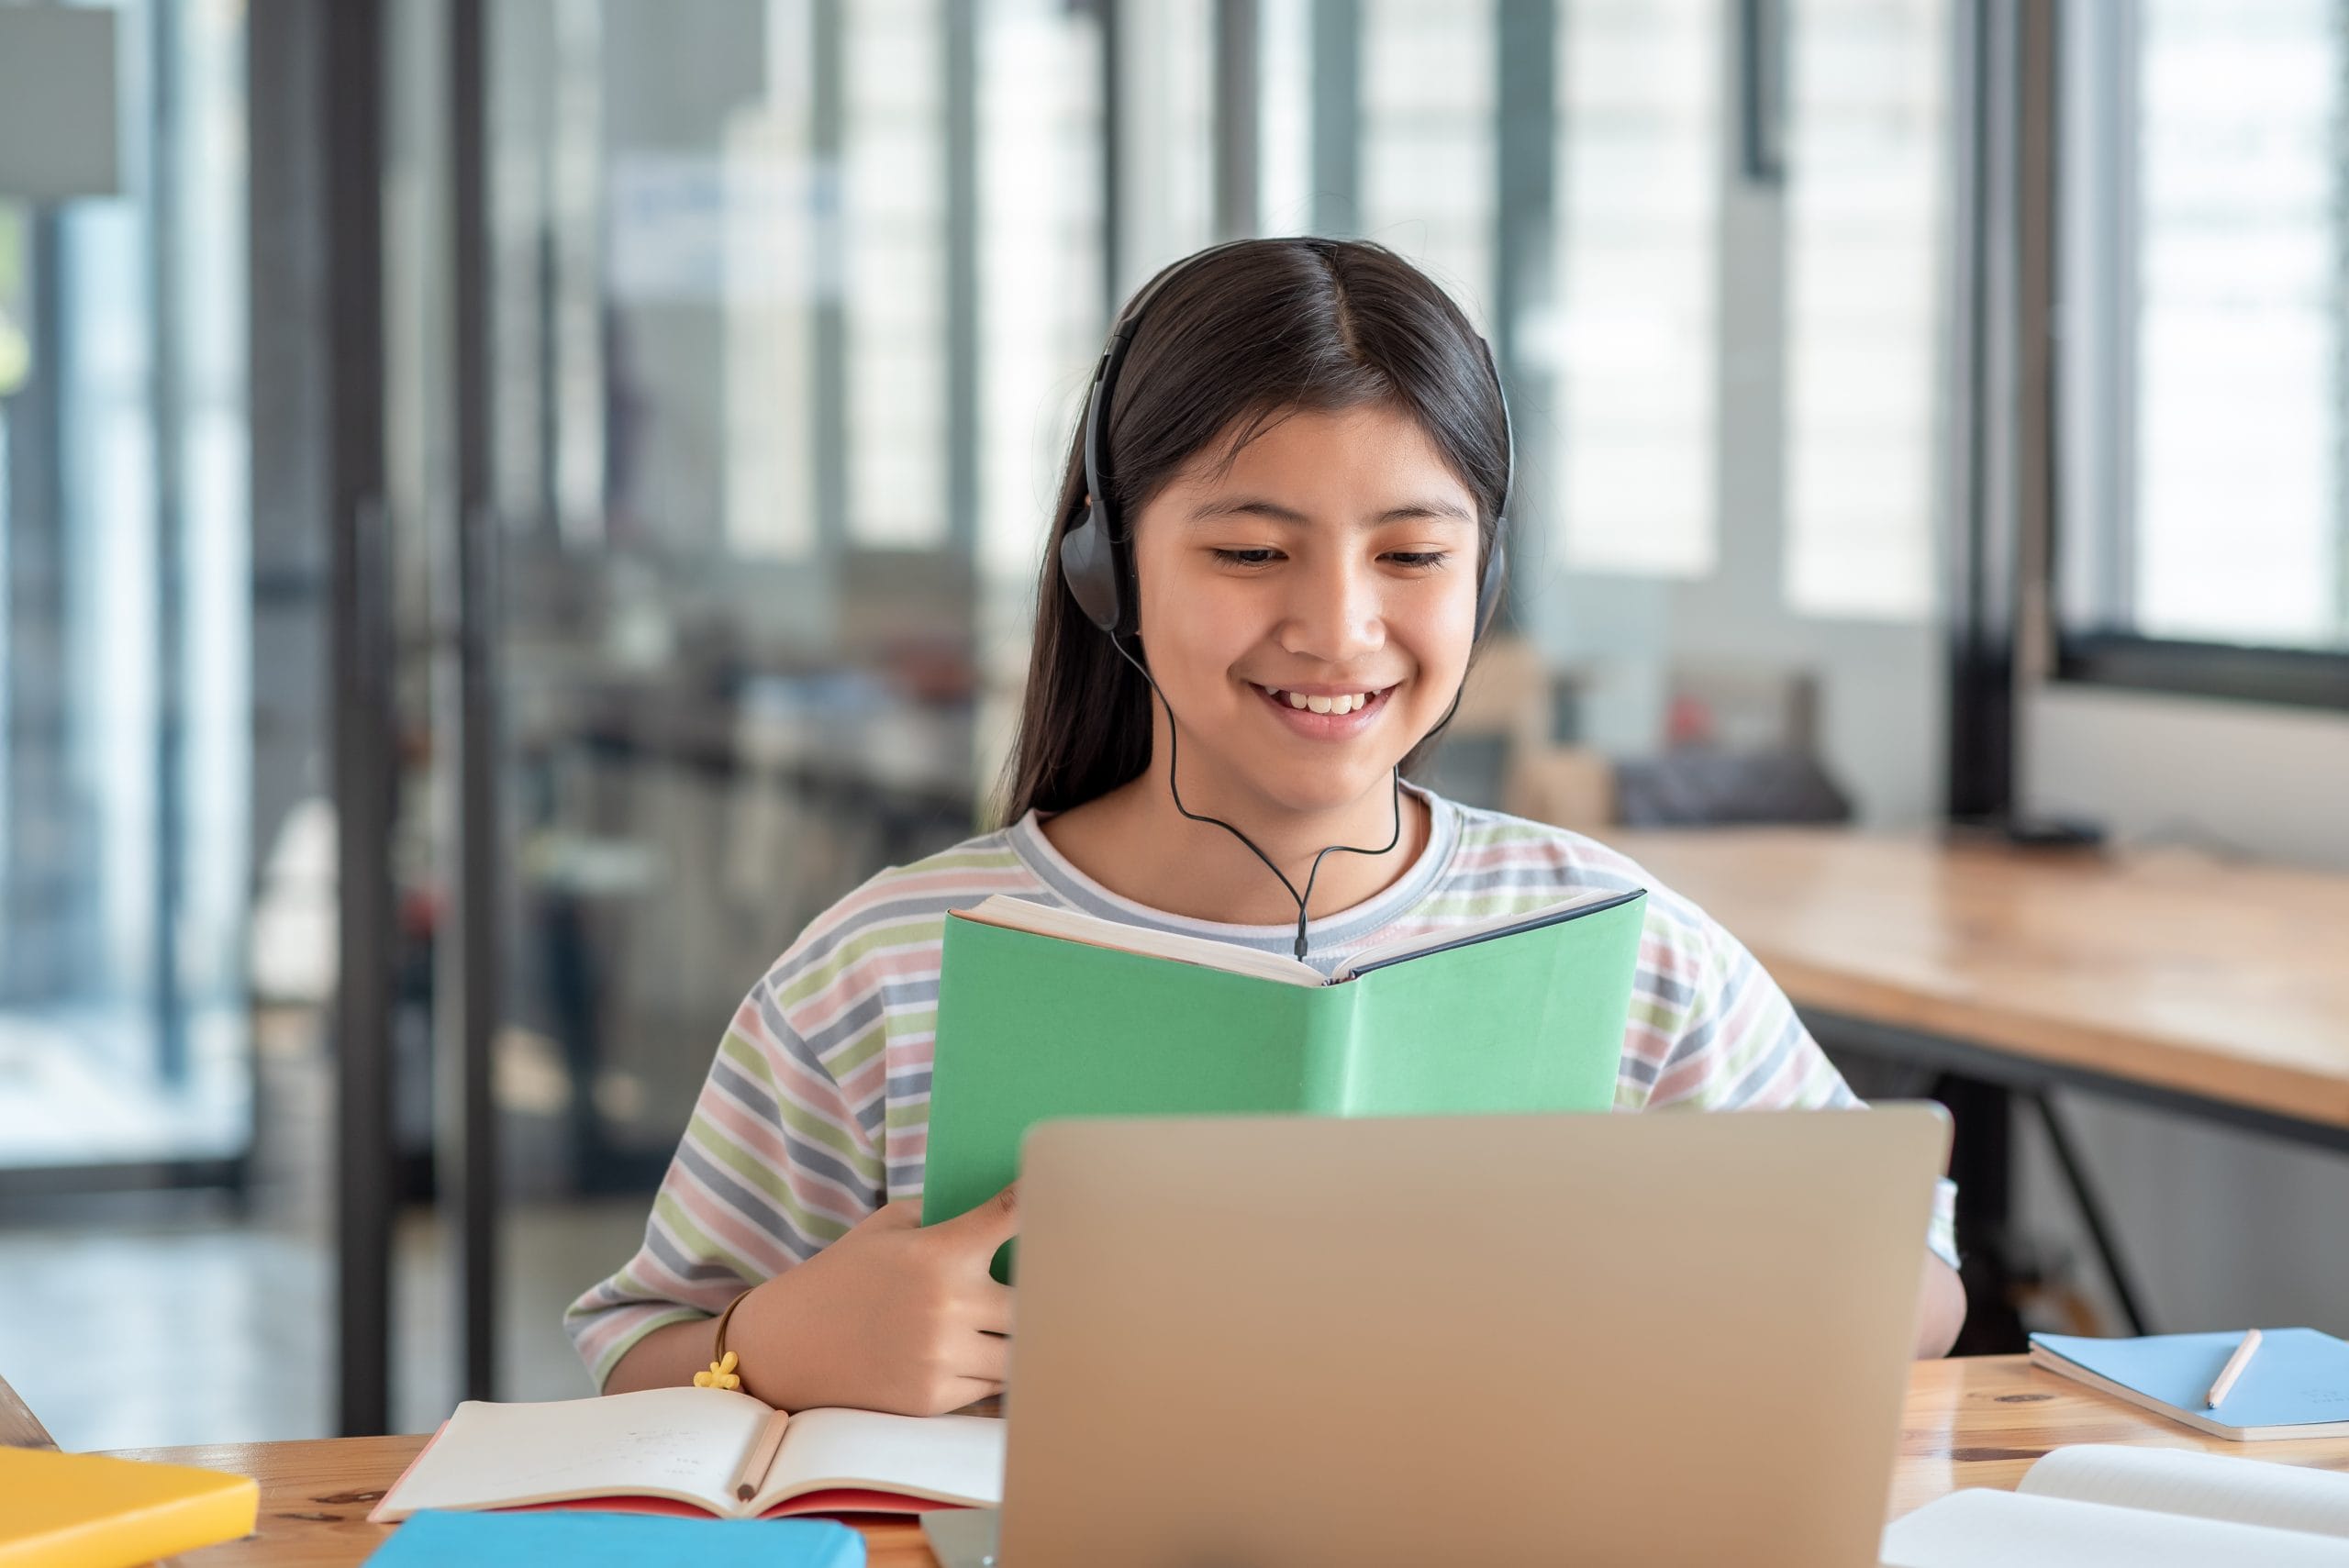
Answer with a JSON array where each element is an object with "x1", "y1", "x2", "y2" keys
[{"x1": 1267, "y1": 688, "x2": 1375, "y2": 715}]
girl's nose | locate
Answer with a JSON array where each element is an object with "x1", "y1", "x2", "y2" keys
[{"x1": 1277, "y1": 558, "x2": 1384, "y2": 663}]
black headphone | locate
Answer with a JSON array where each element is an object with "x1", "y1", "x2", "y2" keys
[{"x1": 1061, "y1": 239, "x2": 1514, "y2": 645}]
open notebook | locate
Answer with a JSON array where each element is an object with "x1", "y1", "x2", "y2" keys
[
  {"x1": 1880, "y1": 1445, "x2": 2349, "y2": 1567},
  {"x1": 367, "y1": 1388, "x2": 1002, "y2": 1523}
]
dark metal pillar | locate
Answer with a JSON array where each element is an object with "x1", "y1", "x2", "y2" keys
[
  {"x1": 254, "y1": 0, "x2": 398, "y2": 1436},
  {"x1": 442, "y1": 0, "x2": 502, "y2": 1406}
]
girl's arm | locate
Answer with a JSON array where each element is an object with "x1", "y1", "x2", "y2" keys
[
  {"x1": 601, "y1": 1192, "x2": 1020, "y2": 1416},
  {"x1": 602, "y1": 1315, "x2": 729, "y2": 1396},
  {"x1": 1913, "y1": 1252, "x2": 1966, "y2": 1359}
]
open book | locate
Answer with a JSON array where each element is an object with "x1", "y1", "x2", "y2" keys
[
  {"x1": 950, "y1": 886, "x2": 1641, "y2": 986},
  {"x1": 367, "y1": 1388, "x2": 1002, "y2": 1523},
  {"x1": 921, "y1": 887, "x2": 1649, "y2": 1260},
  {"x1": 1880, "y1": 1445, "x2": 2349, "y2": 1567}
]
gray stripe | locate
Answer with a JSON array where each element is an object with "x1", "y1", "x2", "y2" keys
[
  {"x1": 798, "y1": 986, "x2": 885, "y2": 1060},
  {"x1": 648, "y1": 1217, "x2": 785, "y2": 1280},
  {"x1": 696, "y1": 1066, "x2": 878, "y2": 1204},
  {"x1": 1723, "y1": 1011, "x2": 1807, "y2": 1106},
  {"x1": 1643, "y1": 971, "x2": 1695, "y2": 1008},
  {"x1": 754, "y1": 985, "x2": 833, "y2": 1081},
  {"x1": 888, "y1": 1067, "x2": 933, "y2": 1098},
  {"x1": 852, "y1": 1091, "x2": 885, "y2": 1144},
  {"x1": 1658, "y1": 1009, "x2": 1718, "y2": 1080},
  {"x1": 677, "y1": 1136, "x2": 867, "y2": 1256},
  {"x1": 1617, "y1": 1042, "x2": 1662, "y2": 1088}
]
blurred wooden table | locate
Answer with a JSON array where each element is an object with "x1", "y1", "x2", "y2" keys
[
  {"x1": 1609, "y1": 827, "x2": 2349, "y2": 1343},
  {"x1": 1605, "y1": 828, "x2": 2349, "y2": 1138},
  {"x1": 106, "y1": 1357, "x2": 2349, "y2": 1565}
]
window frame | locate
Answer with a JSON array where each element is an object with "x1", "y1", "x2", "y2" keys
[{"x1": 2042, "y1": 0, "x2": 2349, "y2": 716}]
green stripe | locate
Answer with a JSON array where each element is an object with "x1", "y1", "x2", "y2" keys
[{"x1": 777, "y1": 912, "x2": 952, "y2": 1006}]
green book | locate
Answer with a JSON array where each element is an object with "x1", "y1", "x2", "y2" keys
[{"x1": 920, "y1": 885, "x2": 1648, "y2": 1273}]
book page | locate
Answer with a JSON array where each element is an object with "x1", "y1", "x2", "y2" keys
[
  {"x1": 1332, "y1": 886, "x2": 1624, "y2": 978},
  {"x1": 1879, "y1": 1489, "x2": 2349, "y2": 1567},
  {"x1": 374, "y1": 1388, "x2": 772, "y2": 1519},
  {"x1": 751, "y1": 1409, "x2": 1005, "y2": 1511},
  {"x1": 955, "y1": 898, "x2": 1322, "y2": 986},
  {"x1": 2021, "y1": 1444, "x2": 2349, "y2": 1540}
]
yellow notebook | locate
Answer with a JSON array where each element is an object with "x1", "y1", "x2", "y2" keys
[{"x1": 0, "y1": 1448, "x2": 258, "y2": 1568}]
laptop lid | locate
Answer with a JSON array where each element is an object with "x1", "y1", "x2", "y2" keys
[{"x1": 999, "y1": 1106, "x2": 1949, "y2": 1568}]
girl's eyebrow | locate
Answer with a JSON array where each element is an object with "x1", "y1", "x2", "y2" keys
[{"x1": 1185, "y1": 495, "x2": 1475, "y2": 527}]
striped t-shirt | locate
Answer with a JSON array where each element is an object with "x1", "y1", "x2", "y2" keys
[{"x1": 564, "y1": 785, "x2": 1962, "y2": 1384}]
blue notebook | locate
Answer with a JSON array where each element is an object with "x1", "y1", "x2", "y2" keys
[
  {"x1": 362, "y1": 1509, "x2": 866, "y2": 1567},
  {"x1": 2029, "y1": 1328, "x2": 2349, "y2": 1440}
]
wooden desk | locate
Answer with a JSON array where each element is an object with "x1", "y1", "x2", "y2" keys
[
  {"x1": 1604, "y1": 828, "x2": 2349, "y2": 1141},
  {"x1": 1606, "y1": 828, "x2": 2349, "y2": 1345},
  {"x1": 105, "y1": 1358, "x2": 2349, "y2": 1565}
]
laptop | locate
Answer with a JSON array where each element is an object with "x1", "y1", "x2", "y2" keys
[{"x1": 976, "y1": 1106, "x2": 1950, "y2": 1567}]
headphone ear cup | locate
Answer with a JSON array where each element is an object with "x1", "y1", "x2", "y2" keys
[
  {"x1": 1060, "y1": 503, "x2": 1124, "y2": 634},
  {"x1": 1475, "y1": 525, "x2": 1508, "y2": 636}
]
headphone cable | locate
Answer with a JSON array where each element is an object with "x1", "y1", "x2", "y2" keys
[{"x1": 1107, "y1": 635, "x2": 1469, "y2": 962}]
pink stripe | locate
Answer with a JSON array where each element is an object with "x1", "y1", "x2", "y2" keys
[
  {"x1": 1619, "y1": 1019, "x2": 1675, "y2": 1073},
  {"x1": 1649, "y1": 1049, "x2": 1718, "y2": 1106},
  {"x1": 834, "y1": 1049, "x2": 887, "y2": 1105},
  {"x1": 786, "y1": 941, "x2": 944, "y2": 1037},
  {"x1": 793, "y1": 863, "x2": 1038, "y2": 943},
  {"x1": 1717, "y1": 960, "x2": 1774, "y2": 1052},
  {"x1": 678, "y1": 1134, "x2": 867, "y2": 1241},
  {"x1": 1638, "y1": 936, "x2": 1693, "y2": 982},
  {"x1": 788, "y1": 969, "x2": 886, "y2": 1039},
  {"x1": 667, "y1": 1164, "x2": 802, "y2": 1273},
  {"x1": 761, "y1": 1050, "x2": 857, "y2": 1128}
]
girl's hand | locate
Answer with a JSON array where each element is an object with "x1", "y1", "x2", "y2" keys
[{"x1": 728, "y1": 1184, "x2": 1019, "y2": 1416}]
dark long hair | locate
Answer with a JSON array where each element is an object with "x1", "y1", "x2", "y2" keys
[{"x1": 995, "y1": 238, "x2": 1512, "y2": 826}]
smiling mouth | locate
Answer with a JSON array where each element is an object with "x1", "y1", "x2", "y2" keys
[{"x1": 1250, "y1": 683, "x2": 1394, "y2": 716}]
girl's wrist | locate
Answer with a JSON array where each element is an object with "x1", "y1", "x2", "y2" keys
[
  {"x1": 692, "y1": 1286, "x2": 756, "y2": 1391},
  {"x1": 721, "y1": 1275, "x2": 808, "y2": 1409}
]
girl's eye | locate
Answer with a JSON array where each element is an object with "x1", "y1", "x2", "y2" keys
[
  {"x1": 1210, "y1": 548, "x2": 1281, "y2": 566},
  {"x1": 1386, "y1": 551, "x2": 1451, "y2": 570}
]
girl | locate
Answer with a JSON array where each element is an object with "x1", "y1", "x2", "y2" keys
[{"x1": 567, "y1": 239, "x2": 1965, "y2": 1413}]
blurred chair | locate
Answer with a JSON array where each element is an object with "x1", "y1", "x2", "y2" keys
[
  {"x1": 1611, "y1": 663, "x2": 1850, "y2": 827},
  {"x1": 1423, "y1": 637, "x2": 1574, "y2": 812},
  {"x1": 1494, "y1": 657, "x2": 1854, "y2": 833},
  {"x1": 1, "y1": 1370, "x2": 56, "y2": 1450},
  {"x1": 1609, "y1": 749, "x2": 1852, "y2": 828},
  {"x1": 1503, "y1": 744, "x2": 1616, "y2": 833}
]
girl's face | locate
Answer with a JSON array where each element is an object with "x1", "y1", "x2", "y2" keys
[{"x1": 1127, "y1": 401, "x2": 1483, "y2": 820}]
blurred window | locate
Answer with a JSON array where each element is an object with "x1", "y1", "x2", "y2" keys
[
  {"x1": 1786, "y1": 0, "x2": 1950, "y2": 618},
  {"x1": 1553, "y1": 0, "x2": 1722, "y2": 578},
  {"x1": 2059, "y1": 0, "x2": 2349, "y2": 671}
]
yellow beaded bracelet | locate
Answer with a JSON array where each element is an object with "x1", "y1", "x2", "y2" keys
[{"x1": 694, "y1": 1287, "x2": 755, "y2": 1391}]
